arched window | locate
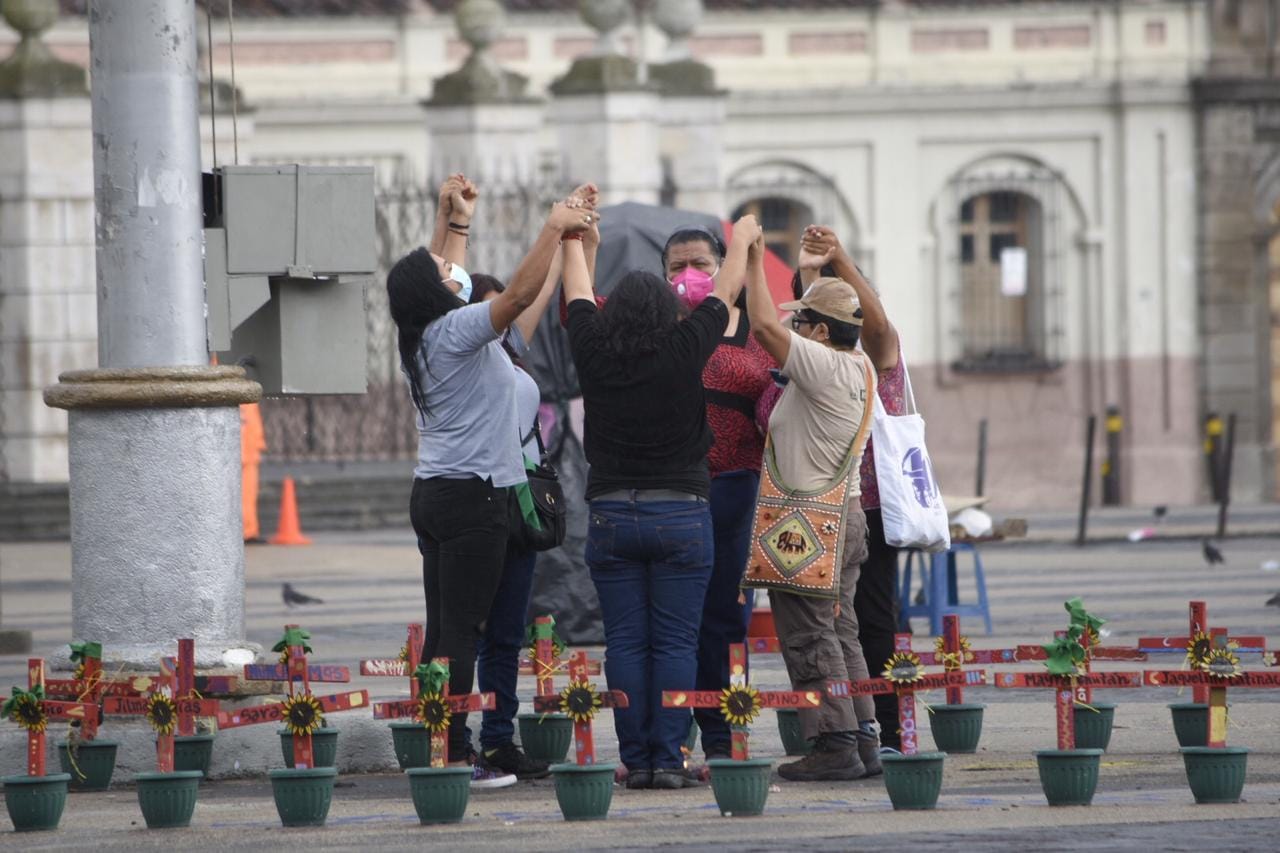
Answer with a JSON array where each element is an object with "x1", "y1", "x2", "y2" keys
[{"x1": 731, "y1": 196, "x2": 813, "y2": 267}]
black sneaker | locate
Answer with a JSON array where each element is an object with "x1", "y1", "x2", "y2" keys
[
  {"x1": 484, "y1": 742, "x2": 550, "y2": 780},
  {"x1": 652, "y1": 768, "x2": 706, "y2": 789}
]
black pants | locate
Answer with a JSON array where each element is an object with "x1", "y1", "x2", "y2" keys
[
  {"x1": 854, "y1": 508, "x2": 901, "y2": 748},
  {"x1": 411, "y1": 476, "x2": 510, "y2": 759}
]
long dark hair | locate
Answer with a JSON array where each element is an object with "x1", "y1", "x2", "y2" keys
[
  {"x1": 597, "y1": 270, "x2": 683, "y2": 359},
  {"x1": 386, "y1": 247, "x2": 462, "y2": 418}
]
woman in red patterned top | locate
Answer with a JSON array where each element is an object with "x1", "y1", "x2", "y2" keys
[
  {"x1": 662, "y1": 225, "x2": 776, "y2": 762},
  {"x1": 797, "y1": 225, "x2": 907, "y2": 751}
]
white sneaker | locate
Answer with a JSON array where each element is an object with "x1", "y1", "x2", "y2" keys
[{"x1": 471, "y1": 758, "x2": 517, "y2": 789}]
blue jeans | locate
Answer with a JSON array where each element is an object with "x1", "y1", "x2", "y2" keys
[
  {"x1": 695, "y1": 469, "x2": 759, "y2": 755},
  {"x1": 587, "y1": 499, "x2": 713, "y2": 772},
  {"x1": 476, "y1": 544, "x2": 538, "y2": 751}
]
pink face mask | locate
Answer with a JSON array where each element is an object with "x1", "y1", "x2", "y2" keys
[{"x1": 669, "y1": 268, "x2": 715, "y2": 309}]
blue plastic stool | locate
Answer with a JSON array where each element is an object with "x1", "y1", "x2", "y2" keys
[{"x1": 896, "y1": 543, "x2": 993, "y2": 636}]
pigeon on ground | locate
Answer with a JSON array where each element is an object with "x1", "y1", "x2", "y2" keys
[
  {"x1": 282, "y1": 583, "x2": 324, "y2": 607},
  {"x1": 1202, "y1": 539, "x2": 1225, "y2": 566},
  {"x1": 1266, "y1": 592, "x2": 1280, "y2": 608}
]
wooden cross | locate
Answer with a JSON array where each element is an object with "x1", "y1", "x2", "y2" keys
[
  {"x1": 1137, "y1": 601, "x2": 1267, "y2": 704},
  {"x1": 517, "y1": 615, "x2": 602, "y2": 696},
  {"x1": 359, "y1": 623, "x2": 425, "y2": 698},
  {"x1": 827, "y1": 634, "x2": 987, "y2": 755},
  {"x1": 663, "y1": 643, "x2": 818, "y2": 760},
  {"x1": 102, "y1": 656, "x2": 221, "y2": 773},
  {"x1": 992, "y1": 668, "x2": 1143, "y2": 750},
  {"x1": 5, "y1": 659, "x2": 96, "y2": 776},
  {"x1": 533, "y1": 651, "x2": 628, "y2": 765},
  {"x1": 217, "y1": 627, "x2": 368, "y2": 770},
  {"x1": 372, "y1": 657, "x2": 495, "y2": 766},
  {"x1": 1143, "y1": 628, "x2": 1280, "y2": 748}
]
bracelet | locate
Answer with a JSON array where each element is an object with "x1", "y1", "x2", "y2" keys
[
  {"x1": 448, "y1": 221, "x2": 470, "y2": 230},
  {"x1": 447, "y1": 226, "x2": 470, "y2": 237},
  {"x1": 561, "y1": 232, "x2": 584, "y2": 242}
]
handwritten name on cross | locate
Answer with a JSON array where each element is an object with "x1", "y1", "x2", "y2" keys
[
  {"x1": 1144, "y1": 628, "x2": 1280, "y2": 748},
  {"x1": 217, "y1": 626, "x2": 368, "y2": 770},
  {"x1": 101, "y1": 657, "x2": 219, "y2": 773},
  {"x1": 827, "y1": 634, "x2": 987, "y2": 755},
  {"x1": 517, "y1": 615, "x2": 602, "y2": 697},
  {"x1": 992, "y1": 669, "x2": 1143, "y2": 750},
  {"x1": 372, "y1": 657, "x2": 495, "y2": 766},
  {"x1": 533, "y1": 651, "x2": 627, "y2": 765},
  {"x1": 1137, "y1": 600, "x2": 1267, "y2": 704},
  {"x1": 359, "y1": 623, "x2": 425, "y2": 698},
  {"x1": 4, "y1": 659, "x2": 96, "y2": 776},
  {"x1": 664, "y1": 643, "x2": 818, "y2": 761}
]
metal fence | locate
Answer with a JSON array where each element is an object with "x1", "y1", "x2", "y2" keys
[{"x1": 260, "y1": 167, "x2": 567, "y2": 463}]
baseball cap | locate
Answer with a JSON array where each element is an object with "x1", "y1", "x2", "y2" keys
[{"x1": 778, "y1": 277, "x2": 864, "y2": 326}]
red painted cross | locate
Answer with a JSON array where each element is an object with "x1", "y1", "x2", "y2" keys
[
  {"x1": 518, "y1": 615, "x2": 602, "y2": 698},
  {"x1": 11, "y1": 659, "x2": 96, "y2": 777},
  {"x1": 992, "y1": 668, "x2": 1143, "y2": 750},
  {"x1": 1137, "y1": 601, "x2": 1268, "y2": 704},
  {"x1": 371, "y1": 657, "x2": 495, "y2": 766},
  {"x1": 533, "y1": 651, "x2": 628, "y2": 765},
  {"x1": 1143, "y1": 628, "x2": 1280, "y2": 749},
  {"x1": 359, "y1": 623, "x2": 425, "y2": 698},
  {"x1": 663, "y1": 643, "x2": 818, "y2": 761},
  {"x1": 216, "y1": 627, "x2": 368, "y2": 770},
  {"x1": 102, "y1": 657, "x2": 220, "y2": 773},
  {"x1": 827, "y1": 634, "x2": 987, "y2": 756}
]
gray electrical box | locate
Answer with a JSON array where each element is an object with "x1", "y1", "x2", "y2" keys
[{"x1": 205, "y1": 164, "x2": 376, "y2": 395}]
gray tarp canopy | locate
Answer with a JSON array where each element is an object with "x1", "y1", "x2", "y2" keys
[{"x1": 524, "y1": 201, "x2": 724, "y2": 644}]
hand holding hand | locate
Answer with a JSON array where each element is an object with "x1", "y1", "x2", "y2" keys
[
  {"x1": 799, "y1": 225, "x2": 842, "y2": 270},
  {"x1": 437, "y1": 173, "x2": 464, "y2": 214},
  {"x1": 731, "y1": 213, "x2": 762, "y2": 249},
  {"x1": 549, "y1": 198, "x2": 595, "y2": 235},
  {"x1": 450, "y1": 176, "x2": 479, "y2": 222},
  {"x1": 568, "y1": 182, "x2": 600, "y2": 211}
]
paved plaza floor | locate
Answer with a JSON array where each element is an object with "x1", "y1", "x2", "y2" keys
[{"x1": 0, "y1": 529, "x2": 1278, "y2": 848}]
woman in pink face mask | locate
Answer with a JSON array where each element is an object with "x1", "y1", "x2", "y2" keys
[{"x1": 661, "y1": 222, "x2": 778, "y2": 766}]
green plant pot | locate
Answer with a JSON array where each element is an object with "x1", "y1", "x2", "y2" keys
[
  {"x1": 551, "y1": 763, "x2": 617, "y2": 822},
  {"x1": 881, "y1": 752, "x2": 946, "y2": 811},
  {"x1": 278, "y1": 728, "x2": 339, "y2": 768},
  {"x1": 390, "y1": 722, "x2": 432, "y2": 770},
  {"x1": 269, "y1": 767, "x2": 337, "y2": 827},
  {"x1": 775, "y1": 709, "x2": 813, "y2": 756},
  {"x1": 406, "y1": 766, "x2": 471, "y2": 825},
  {"x1": 135, "y1": 770, "x2": 202, "y2": 829},
  {"x1": 56, "y1": 739, "x2": 118, "y2": 791},
  {"x1": 927, "y1": 704, "x2": 985, "y2": 754},
  {"x1": 707, "y1": 758, "x2": 773, "y2": 817},
  {"x1": 517, "y1": 713, "x2": 573, "y2": 764},
  {"x1": 1169, "y1": 703, "x2": 1210, "y2": 748},
  {"x1": 1181, "y1": 746, "x2": 1248, "y2": 804},
  {"x1": 173, "y1": 734, "x2": 216, "y2": 777},
  {"x1": 1072, "y1": 702, "x2": 1116, "y2": 751},
  {"x1": 2, "y1": 774, "x2": 71, "y2": 832},
  {"x1": 1035, "y1": 748, "x2": 1103, "y2": 806}
]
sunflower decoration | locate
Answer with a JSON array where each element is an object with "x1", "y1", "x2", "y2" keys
[
  {"x1": 1186, "y1": 631, "x2": 1214, "y2": 671},
  {"x1": 416, "y1": 691, "x2": 452, "y2": 733},
  {"x1": 933, "y1": 635, "x2": 972, "y2": 671},
  {"x1": 145, "y1": 689, "x2": 178, "y2": 736},
  {"x1": 397, "y1": 641, "x2": 411, "y2": 663},
  {"x1": 719, "y1": 685, "x2": 762, "y2": 727},
  {"x1": 2, "y1": 685, "x2": 47, "y2": 733},
  {"x1": 1203, "y1": 647, "x2": 1243, "y2": 680},
  {"x1": 273, "y1": 626, "x2": 314, "y2": 666},
  {"x1": 882, "y1": 651, "x2": 925, "y2": 684},
  {"x1": 282, "y1": 693, "x2": 325, "y2": 736},
  {"x1": 559, "y1": 679, "x2": 603, "y2": 724}
]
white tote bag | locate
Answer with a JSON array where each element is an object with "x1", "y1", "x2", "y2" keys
[{"x1": 870, "y1": 357, "x2": 951, "y2": 553}]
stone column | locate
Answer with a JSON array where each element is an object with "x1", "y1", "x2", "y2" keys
[
  {"x1": 423, "y1": 0, "x2": 543, "y2": 183},
  {"x1": 43, "y1": 0, "x2": 258, "y2": 669},
  {"x1": 0, "y1": 0, "x2": 94, "y2": 487},
  {"x1": 548, "y1": 0, "x2": 661, "y2": 204},
  {"x1": 650, "y1": 0, "x2": 726, "y2": 216}
]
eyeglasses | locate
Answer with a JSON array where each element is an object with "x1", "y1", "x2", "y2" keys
[{"x1": 790, "y1": 316, "x2": 815, "y2": 331}]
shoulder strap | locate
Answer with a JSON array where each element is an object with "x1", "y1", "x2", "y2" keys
[{"x1": 521, "y1": 415, "x2": 547, "y2": 460}]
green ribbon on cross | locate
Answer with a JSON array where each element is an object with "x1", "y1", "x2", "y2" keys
[
  {"x1": 273, "y1": 626, "x2": 313, "y2": 656},
  {"x1": 68, "y1": 641, "x2": 102, "y2": 663},
  {"x1": 525, "y1": 617, "x2": 566, "y2": 659},
  {"x1": 413, "y1": 661, "x2": 450, "y2": 697},
  {"x1": 2, "y1": 684, "x2": 44, "y2": 720}
]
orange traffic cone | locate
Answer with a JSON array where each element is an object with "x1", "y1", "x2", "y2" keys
[{"x1": 269, "y1": 476, "x2": 311, "y2": 546}]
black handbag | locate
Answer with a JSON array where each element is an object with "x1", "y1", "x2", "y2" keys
[{"x1": 513, "y1": 418, "x2": 566, "y2": 552}]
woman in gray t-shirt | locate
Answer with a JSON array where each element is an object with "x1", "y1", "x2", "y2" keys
[{"x1": 385, "y1": 178, "x2": 593, "y2": 770}]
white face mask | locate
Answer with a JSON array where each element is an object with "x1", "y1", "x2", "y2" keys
[{"x1": 445, "y1": 263, "x2": 473, "y2": 303}]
